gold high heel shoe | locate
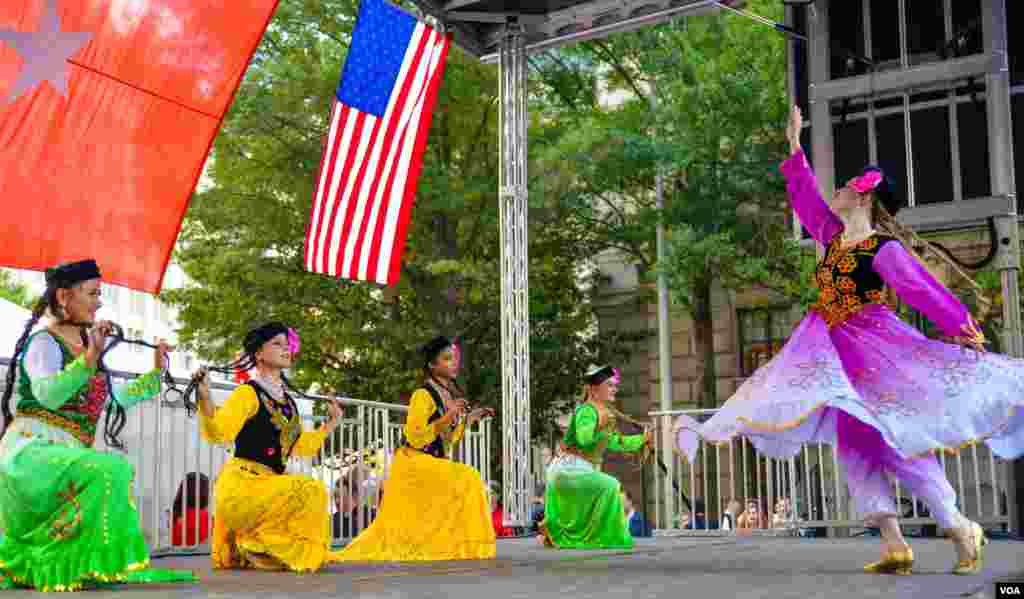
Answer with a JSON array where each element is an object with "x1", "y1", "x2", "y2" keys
[
  {"x1": 863, "y1": 546, "x2": 914, "y2": 575},
  {"x1": 951, "y1": 522, "x2": 988, "y2": 576}
]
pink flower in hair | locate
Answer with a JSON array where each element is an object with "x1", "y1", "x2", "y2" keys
[
  {"x1": 848, "y1": 170, "x2": 882, "y2": 193},
  {"x1": 610, "y1": 368, "x2": 621, "y2": 385},
  {"x1": 451, "y1": 342, "x2": 461, "y2": 369},
  {"x1": 287, "y1": 328, "x2": 301, "y2": 355}
]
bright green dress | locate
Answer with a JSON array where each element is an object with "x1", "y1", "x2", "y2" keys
[
  {"x1": 0, "y1": 331, "x2": 196, "y2": 591},
  {"x1": 539, "y1": 402, "x2": 645, "y2": 549}
]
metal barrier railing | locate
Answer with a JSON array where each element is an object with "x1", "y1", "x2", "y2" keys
[
  {"x1": 649, "y1": 409, "x2": 1013, "y2": 537},
  {"x1": 0, "y1": 360, "x2": 494, "y2": 555}
]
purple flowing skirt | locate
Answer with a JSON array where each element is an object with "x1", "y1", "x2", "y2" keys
[{"x1": 685, "y1": 304, "x2": 1024, "y2": 460}]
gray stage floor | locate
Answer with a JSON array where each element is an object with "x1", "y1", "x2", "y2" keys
[{"x1": 4, "y1": 535, "x2": 1021, "y2": 598}]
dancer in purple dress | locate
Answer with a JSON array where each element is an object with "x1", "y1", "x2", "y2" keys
[{"x1": 682, "y1": 106, "x2": 1024, "y2": 576}]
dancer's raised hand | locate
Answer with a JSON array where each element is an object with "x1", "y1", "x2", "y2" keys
[
  {"x1": 324, "y1": 399, "x2": 344, "y2": 433},
  {"x1": 787, "y1": 105, "x2": 803, "y2": 155}
]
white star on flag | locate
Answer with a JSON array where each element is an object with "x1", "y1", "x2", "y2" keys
[{"x1": 0, "y1": 0, "x2": 92, "y2": 102}]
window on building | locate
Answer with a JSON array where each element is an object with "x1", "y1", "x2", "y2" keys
[
  {"x1": 737, "y1": 307, "x2": 799, "y2": 378},
  {"x1": 831, "y1": 0, "x2": 983, "y2": 80},
  {"x1": 830, "y1": 84, "x2": 990, "y2": 209},
  {"x1": 1008, "y1": 0, "x2": 1024, "y2": 86},
  {"x1": 790, "y1": 4, "x2": 810, "y2": 115},
  {"x1": 828, "y1": 1, "x2": 866, "y2": 79}
]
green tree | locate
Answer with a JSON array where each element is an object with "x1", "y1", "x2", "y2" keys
[
  {"x1": 164, "y1": 0, "x2": 640, "y2": 467},
  {"x1": 0, "y1": 269, "x2": 33, "y2": 309},
  {"x1": 533, "y1": 0, "x2": 811, "y2": 408}
]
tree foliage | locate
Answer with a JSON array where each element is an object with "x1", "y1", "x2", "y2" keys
[
  {"x1": 0, "y1": 269, "x2": 33, "y2": 309},
  {"x1": 531, "y1": 0, "x2": 811, "y2": 407},
  {"x1": 164, "y1": 0, "x2": 641, "y2": 455}
]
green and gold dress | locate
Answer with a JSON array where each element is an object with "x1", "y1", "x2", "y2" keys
[
  {"x1": 539, "y1": 401, "x2": 645, "y2": 549},
  {"x1": 0, "y1": 331, "x2": 196, "y2": 591}
]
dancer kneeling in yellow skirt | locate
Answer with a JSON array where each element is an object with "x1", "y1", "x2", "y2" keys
[
  {"x1": 194, "y1": 322, "x2": 343, "y2": 572},
  {"x1": 337, "y1": 336, "x2": 496, "y2": 561}
]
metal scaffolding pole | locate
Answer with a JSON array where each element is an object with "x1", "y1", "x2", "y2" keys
[
  {"x1": 499, "y1": 23, "x2": 531, "y2": 527},
  {"x1": 983, "y1": 0, "x2": 1021, "y2": 536}
]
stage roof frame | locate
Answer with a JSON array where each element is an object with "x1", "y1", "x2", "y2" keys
[{"x1": 409, "y1": 0, "x2": 740, "y2": 61}]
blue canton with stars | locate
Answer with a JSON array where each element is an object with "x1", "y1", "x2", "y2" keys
[{"x1": 337, "y1": 0, "x2": 418, "y2": 118}]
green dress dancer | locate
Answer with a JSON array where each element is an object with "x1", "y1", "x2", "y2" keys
[
  {"x1": 0, "y1": 259, "x2": 195, "y2": 592},
  {"x1": 539, "y1": 365, "x2": 648, "y2": 549}
]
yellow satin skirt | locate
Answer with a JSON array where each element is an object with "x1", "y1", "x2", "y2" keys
[
  {"x1": 336, "y1": 447, "x2": 496, "y2": 561},
  {"x1": 211, "y1": 458, "x2": 340, "y2": 571}
]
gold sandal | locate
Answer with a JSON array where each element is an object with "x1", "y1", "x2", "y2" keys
[
  {"x1": 864, "y1": 546, "x2": 914, "y2": 576},
  {"x1": 951, "y1": 522, "x2": 987, "y2": 576}
]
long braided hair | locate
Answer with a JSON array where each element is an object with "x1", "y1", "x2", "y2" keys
[
  {"x1": 855, "y1": 166, "x2": 992, "y2": 320},
  {"x1": 1, "y1": 288, "x2": 58, "y2": 440}
]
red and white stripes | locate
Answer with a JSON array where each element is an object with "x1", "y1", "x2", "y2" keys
[{"x1": 304, "y1": 24, "x2": 449, "y2": 285}]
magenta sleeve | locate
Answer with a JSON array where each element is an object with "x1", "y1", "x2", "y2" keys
[
  {"x1": 780, "y1": 149, "x2": 843, "y2": 246},
  {"x1": 873, "y1": 240, "x2": 970, "y2": 337}
]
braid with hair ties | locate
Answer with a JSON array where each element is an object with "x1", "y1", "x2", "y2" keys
[
  {"x1": 873, "y1": 203, "x2": 992, "y2": 321},
  {"x1": 171, "y1": 350, "x2": 316, "y2": 416},
  {"x1": 1, "y1": 292, "x2": 53, "y2": 440},
  {"x1": 171, "y1": 352, "x2": 257, "y2": 416}
]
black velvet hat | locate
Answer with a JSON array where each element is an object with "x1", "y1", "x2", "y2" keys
[{"x1": 45, "y1": 259, "x2": 101, "y2": 288}]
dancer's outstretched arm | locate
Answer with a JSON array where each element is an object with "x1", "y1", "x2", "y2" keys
[
  {"x1": 291, "y1": 401, "x2": 341, "y2": 457},
  {"x1": 110, "y1": 339, "x2": 171, "y2": 409},
  {"x1": 574, "y1": 405, "x2": 645, "y2": 454},
  {"x1": 874, "y1": 239, "x2": 984, "y2": 346},
  {"x1": 780, "y1": 106, "x2": 844, "y2": 246}
]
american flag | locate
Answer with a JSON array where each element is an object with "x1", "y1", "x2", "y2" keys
[{"x1": 304, "y1": 0, "x2": 450, "y2": 285}]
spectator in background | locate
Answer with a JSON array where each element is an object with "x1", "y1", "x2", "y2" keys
[
  {"x1": 772, "y1": 497, "x2": 797, "y2": 530},
  {"x1": 490, "y1": 482, "x2": 514, "y2": 538},
  {"x1": 738, "y1": 498, "x2": 767, "y2": 530},
  {"x1": 529, "y1": 478, "x2": 546, "y2": 533},
  {"x1": 684, "y1": 498, "x2": 717, "y2": 530},
  {"x1": 171, "y1": 472, "x2": 211, "y2": 546},
  {"x1": 622, "y1": 489, "x2": 652, "y2": 538},
  {"x1": 720, "y1": 499, "x2": 742, "y2": 532},
  {"x1": 332, "y1": 465, "x2": 379, "y2": 539}
]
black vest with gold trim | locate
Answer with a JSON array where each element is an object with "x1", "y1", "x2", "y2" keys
[
  {"x1": 811, "y1": 234, "x2": 896, "y2": 328},
  {"x1": 233, "y1": 382, "x2": 301, "y2": 474}
]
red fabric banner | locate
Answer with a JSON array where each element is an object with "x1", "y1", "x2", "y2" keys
[{"x1": 0, "y1": 0, "x2": 279, "y2": 293}]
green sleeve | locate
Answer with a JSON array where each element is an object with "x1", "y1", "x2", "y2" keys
[
  {"x1": 30, "y1": 354, "x2": 97, "y2": 410},
  {"x1": 111, "y1": 369, "x2": 162, "y2": 409},
  {"x1": 608, "y1": 431, "x2": 645, "y2": 453},
  {"x1": 573, "y1": 405, "x2": 601, "y2": 450}
]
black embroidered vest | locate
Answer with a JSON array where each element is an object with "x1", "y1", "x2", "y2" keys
[
  {"x1": 233, "y1": 382, "x2": 301, "y2": 474},
  {"x1": 811, "y1": 234, "x2": 895, "y2": 328},
  {"x1": 403, "y1": 385, "x2": 447, "y2": 459}
]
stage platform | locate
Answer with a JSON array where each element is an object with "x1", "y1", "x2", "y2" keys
[{"x1": 10, "y1": 535, "x2": 1021, "y2": 598}]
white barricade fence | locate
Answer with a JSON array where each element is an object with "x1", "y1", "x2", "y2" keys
[
  {"x1": 649, "y1": 409, "x2": 1014, "y2": 538},
  {"x1": 0, "y1": 360, "x2": 494, "y2": 555}
]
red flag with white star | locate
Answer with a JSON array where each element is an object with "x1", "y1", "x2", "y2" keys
[{"x1": 0, "y1": 0, "x2": 279, "y2": 293}]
